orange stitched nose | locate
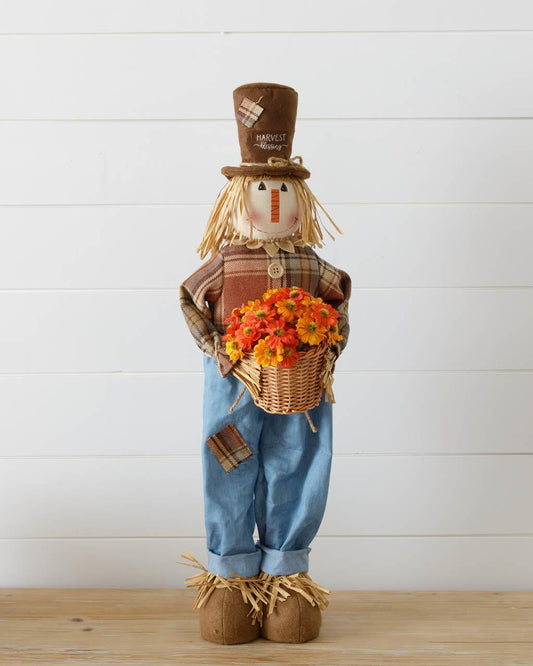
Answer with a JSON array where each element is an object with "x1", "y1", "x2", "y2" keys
[{"x1": 270, "y1": 189, "x2": 280, "y2": 223}]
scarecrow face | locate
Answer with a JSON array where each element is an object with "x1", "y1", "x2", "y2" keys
[{"x1": 235, "y1": 178, "x2": 300, "y2": 239}]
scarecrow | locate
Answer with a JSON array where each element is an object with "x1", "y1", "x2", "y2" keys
[{"x1": 178, "y1": 82, "x2": 352, "y2": 644}]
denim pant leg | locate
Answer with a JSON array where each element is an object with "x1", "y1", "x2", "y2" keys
[
  {"x1": 201, "y1": 354, "x2": 265, "y2": 578},
  {"x1": 254, "y1": 395, "x2": 333, "y2": 575}
]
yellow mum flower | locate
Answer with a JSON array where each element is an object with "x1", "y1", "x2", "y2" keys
[
  {"x1": 262, "y1": 288, "x2": 283, "y2": 301},
  {"x1": 275, "y1": 298, "x2": 299, "y2": 322},
  {"x1": 327, "y1": 324, "x2": 344, "y2": 345},
  {"x1": 241, "y1": 299, "x2": 263, "y2": 314},
  {"x1": 254, "y1": 338, "x2": 283, "y2": 367},
  {"x1": 296, "y1": 317, "x2": 327, "y2": 345},
  {"x1": 225, "y1": 339, "x2": 244, "y2": 361}
]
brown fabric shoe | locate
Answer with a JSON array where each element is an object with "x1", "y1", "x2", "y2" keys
[
  {"x1": 261, "y1": 591, "x2": 322, "y2": 643},
  {"x1": 199, "y1": 586, "x2": 261, "y2": 644},
  {"x1": 178, "y1": 551, "x2": 267, "y2": 644}
]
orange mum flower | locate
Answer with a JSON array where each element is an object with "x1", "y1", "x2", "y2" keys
[
  {"x1": 287, "y1": 286, "x2": 306, "y2": 302},
  {"x1": 311, "y1": 302, "x2": 339, "y2": 329},
  {"x1": 235, "y1": 323, "x2": 261, "y2": 351},
  {"x1": 279, "y1": 345, "x2": 300, "y2": 369},
  {"x1": 242, "y1": 300, "x2": 274, "y2": 324},
  {"x1": 224, "y1": 306, "x2": 243, "y2": 323},
  {"x1": 264, "y1": 317, "x2": 298, "y2": 349},
  {"x1": 262, "y1": 287, "x2": 290, "y2": 308},
  {"x1": 223, "y1": 307, "x2": 243, "y2": 336},
  {"x1": 243, "y1": 312, "x2": 273, "y2": 332}
]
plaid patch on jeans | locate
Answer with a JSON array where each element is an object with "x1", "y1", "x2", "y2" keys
[
  {"x1": 237, "y1": 96, "x2": 264, "y2": 128},
  {"x1": 206, "y1": 423, "x2": 253, "y2": 472}
]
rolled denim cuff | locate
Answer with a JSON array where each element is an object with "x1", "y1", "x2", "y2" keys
[
  {"x1": 207, "y1": 547, "x2": 262, "y2": 578},
  {"x1": 256, "y1": 540, "x2": 311, "y2": 575}
]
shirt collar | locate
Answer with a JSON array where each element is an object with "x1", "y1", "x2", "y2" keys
[{"x1": 226, "y1": 231, "x2": 307, "y2": 257}]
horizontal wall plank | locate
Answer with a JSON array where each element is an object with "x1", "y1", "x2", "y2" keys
[
  {"x1": 1, "y1": 536, "x2": 533, "y2": 589},
  {"x1": 1, "y1": 0, "x2": 532, "y2": 33},
  {"x1": 0, "y1": 289, "x2": 530, "y2": 373},
  {"x1": 0, "y1": 372, "x2": 531, "y2": 457},
  {"x1": 1, "y1": 33, "x2": 532, "y2": 118},
  {"x1": 1, "y1": 456, "x2": 533, "y2": 538},
  {"x1": 1, "y1": 204, "x2": 532, "y2": 288},
  {"x1": 1, "y1": 120, "x2": 532, "y2": 204}
]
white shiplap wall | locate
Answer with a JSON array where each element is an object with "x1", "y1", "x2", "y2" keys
[{"x1": 0, "y1": 0, "x2": 532, "y2": 589}]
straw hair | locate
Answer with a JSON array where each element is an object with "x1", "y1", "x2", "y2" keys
[{"x1": 196, "y1": 175, "x2": 344, "y2": 259}]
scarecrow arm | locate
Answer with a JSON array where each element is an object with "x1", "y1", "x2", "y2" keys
[
  {"x1": 178, "y1": 252, "x2": 236, "y2": 378},
  {"x1": 316, "y1": 255, "x2": 352, "y2": 360}
]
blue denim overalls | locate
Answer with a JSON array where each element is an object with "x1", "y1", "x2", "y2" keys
[{"x1": 201, "y1": 353, "x2": 333, "y2": 578}]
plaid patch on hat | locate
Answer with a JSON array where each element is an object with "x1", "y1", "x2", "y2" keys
[
  {"x1": 206, "y1": 423, "x2": 253, "y2": 472},
  {"x1": 237, "y1": 96, "x2": 264, "y2": 128}
]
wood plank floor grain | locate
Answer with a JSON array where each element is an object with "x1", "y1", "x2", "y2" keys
[{"x1": 1, "y1": 589, "x2": 532, "y2": 665}]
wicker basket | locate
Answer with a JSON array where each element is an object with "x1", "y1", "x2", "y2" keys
[{"x1": 227, "y1": 340, "x2": 337, "y2": 427}]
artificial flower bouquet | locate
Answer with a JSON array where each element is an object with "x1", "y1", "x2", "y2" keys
[
  {"x1": 221, "y1": 286, "x2": 342, "y2": 420},
  {"x1": 223, "y1": 286, "x2": 342, "y2": 366}
]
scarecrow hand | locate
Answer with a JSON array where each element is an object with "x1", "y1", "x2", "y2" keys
[
  {"x1": 329, "y1": 343, "x2": 341, "y2": 362},
  {"x1": 326, "y1": 345, "x2": 338, "y2": 370},
  {"x1": 216, "y1": 348, "x2": 237, "y2": 378}
]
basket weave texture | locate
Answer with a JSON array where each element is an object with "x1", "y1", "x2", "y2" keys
[{"x1": 231, "y1": 340, "x2": 333, "y2": 414}]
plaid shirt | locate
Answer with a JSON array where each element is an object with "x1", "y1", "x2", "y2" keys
[{"x1": 179, "y1": 243, "x2": 352, "y2": 377}]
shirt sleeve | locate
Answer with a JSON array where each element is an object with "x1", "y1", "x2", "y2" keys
[
  {"x1": 178, "y1": 251, "x2": 235, "y2": 377},
  {"x1": 316, "y1": 254, "x2": 352, "y2": 359}
]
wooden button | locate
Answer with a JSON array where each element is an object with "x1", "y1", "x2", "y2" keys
[{"x1": 268, "y1": 262, "x2": 284, "y2": 278}]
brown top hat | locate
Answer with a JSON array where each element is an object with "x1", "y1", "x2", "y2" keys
[{"x1": 221, "y1": 82, "x2": 311, "y2": 180}]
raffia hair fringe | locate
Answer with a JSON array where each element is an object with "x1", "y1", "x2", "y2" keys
[{"x1": 196, "y1": 175, "x2": 343, "y2": 259}]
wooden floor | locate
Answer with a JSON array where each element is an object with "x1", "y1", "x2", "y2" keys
[{"x1": 1, "y1": 589, "x2": 532, "y2": 665}]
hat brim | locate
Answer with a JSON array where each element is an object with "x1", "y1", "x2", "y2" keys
[{"x1": 221, "y1": 164, "x2": 311, "y2": 179}]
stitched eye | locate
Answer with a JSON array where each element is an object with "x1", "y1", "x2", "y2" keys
[
  {"x1": 258, "y1": 181, "x2": 266, "y2": 190},
  {"x1": 280, "y1": 182, "x2": 288, "y2": 192}
]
